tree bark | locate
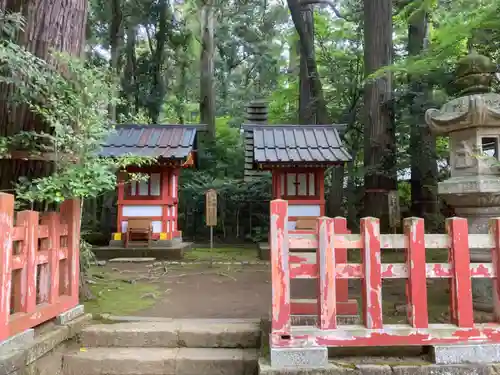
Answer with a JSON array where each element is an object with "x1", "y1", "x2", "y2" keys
[
  {"x1": 288, "y1": 0, "x2": 345, "y2": 217},
  {"x1": 108, "y1": 0, "x2": 123, "y2": 122},
  {"x1": 200, "y1": 0, "x2": 216, "y2": 139},
  {"x1": 298, "y1": 5, "x2": 315, "y2": 125},
  {"x1": 123, "y1": 23, "x2": 139, "y2": 115},
  {"x1": 287, "y1": 0, "x2": 328, "y2": 125},
  {"x1": 362, "y1": 0, "x2": 396, "y2": 230},
  {"x1": 408, "y1": 9, "x2": 438, "y2": 229},
  {"x1": 148, "y1": 0, "x2": 168, "y2": 123},
  {"x1": 0, "y1": 0, "x2": 88, "y2": 194}
]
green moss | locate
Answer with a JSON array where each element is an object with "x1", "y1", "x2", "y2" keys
[
  {"x1": 185, "y1": 247, "x2": 259, "y2": 262},
  {"x1": 83, "y1": 267, "x2": 159, "y2": 316},
  {"x1": 332, "y1": 362, "x2": 357, "y2": 369}
]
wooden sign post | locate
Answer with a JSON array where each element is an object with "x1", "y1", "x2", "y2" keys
[
  {"x1": 388, "y1": 190, "x2": 401, "y2": 233},
  {"x1": 205, "y1": 189, "x2": 217, "y2": 249}
]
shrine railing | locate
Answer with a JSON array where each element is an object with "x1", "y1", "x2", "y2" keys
[
  {"x1": 0, "y1": 193, "x2": 81, "y2": 342},
  {"x1": 270, "y1": 199, "x2": 500, "y2": 349}
]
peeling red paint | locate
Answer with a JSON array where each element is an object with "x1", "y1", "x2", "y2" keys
[
  {"x1": 447, "y1": 218, "x2": 474, "y2": 328},
  {"x1": 270, "y1": 200, "x2": 291, "y2": 335},
  {"x1": 270, "y1": 325, "x2": 500, "y2": 347},
  {"x1": 270, "y1": 200, "x2": 500, "y2": 351},
  {"x1": 317, "y1": 217, "x2": 336, "y2": 329},
  {"x1": 404, "y1": 217, "x2": 428, "y2": 328}
]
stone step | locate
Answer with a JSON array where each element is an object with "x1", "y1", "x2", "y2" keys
[
  {"x1": 63, "y1": 347, "x2": 258, "y2": 375},
  {"x1": 80, "y1": 319, "x2": 260, "y2": 348}
]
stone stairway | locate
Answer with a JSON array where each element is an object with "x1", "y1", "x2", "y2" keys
[{"x1": 63, "y1": 318, "x2": 260, "y2": 375}]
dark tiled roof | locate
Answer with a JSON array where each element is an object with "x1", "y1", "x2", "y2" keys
[
  {"x1": 242, "y1": 124, "x2": 351, "y2": 165},
  {"x1": 100, "y1": 124, "x2": 204, "y2": 160}
]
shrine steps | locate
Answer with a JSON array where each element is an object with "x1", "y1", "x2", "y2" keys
[{"x1": 62, "y1": 319, "x2": 260, "y2": 375}]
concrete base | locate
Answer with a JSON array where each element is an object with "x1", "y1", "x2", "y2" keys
[
  {"x1": 259, "y1": 357, "x2": 500, "y2": 375},
  {"x1": 0, "y1": 314, "x2": 91, "y2": 375},
  {"x1": 92, "y1": 242, "x2": 193, "y2": 260},
  {"x1": 432, "y1": 343, "x2": 500, "y2": 365},
  {"x1": 270, "y1": 347, "x2": 328, "y2": 369},
  {"x1": 56, "y1": 304, "x2": 85, "y2": 325},
  {"x1": 0, "y1": 329, "x2": 34, "y2": 355},
  {"x1": 258, "y1": 243, "x2": 270, "y2": 261}
]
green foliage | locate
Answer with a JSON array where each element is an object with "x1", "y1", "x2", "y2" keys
[{"x1": 0, "y1": 14, "x2": 155, "y2": 205}]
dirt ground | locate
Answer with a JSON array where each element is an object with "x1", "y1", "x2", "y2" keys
[
  {"x1": 89, "y1": 262, "x2": 272, "y2": 319},
  {"x1": 86, "y1": 248, "x2": 495, "y2": 323}
]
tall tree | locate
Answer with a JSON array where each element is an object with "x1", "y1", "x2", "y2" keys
[
  {"x1": 0, "y1": 0, "x2": 88, "y2": 193},
  {"x1": 199, "y1": 0, "x2": 216, "y2": 139},
  {"x1": 298, "y1": 4, "x2": 315, "y2": 125},
  {"x1": 362, "y1": 0, "x2": 396, "y2": 229},
  {"x1": 407, "y1": 6, "x2": 438, "y2": 228}
]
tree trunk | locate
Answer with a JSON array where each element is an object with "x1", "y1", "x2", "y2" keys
[
  {"x1": 0, "y1": 0, "x2": 88, "y2": 194},
  {"x1": 287, "y1": 0, "x2": 328, "y2": 125},
  {"x1": 199, "y1": 0, "x2": 216, "y2": 139},
  {"x1": 148, "y1": 0, "x2": 168, "y2": 123},
  {"x1": 362, "y1": 0, "x2": 396, "y2": 230},
  {"x1": 298, "y1": 5, "x2": 315, "y2": 125},
  {"x1": 288, "y1": 0, "x2": 345, "y2": 217},
  {"x1": 123, "y1": 23, "x2": 139, "y2": 114},
  {"x1": 408, "y1": 9, "x2": 438, "y2": 230},
  {"x1": 108, "y1": 0, "x2": 123, "y2": 122}
]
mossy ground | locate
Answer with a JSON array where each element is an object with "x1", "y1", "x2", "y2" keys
[
  {"x1": 184, "y1": 246, "x2": 259, "y2": 262},
  {"x1": 83, "y1": 266, "x2": 159, "y2": 316}
]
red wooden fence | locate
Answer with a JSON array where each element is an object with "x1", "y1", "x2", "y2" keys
[
  {"x1": 0, "y1": 193, "x2": 80, "y2": 342},
  {"x1": 270, "y1": 199, "x2": 500, "y2": 349}
]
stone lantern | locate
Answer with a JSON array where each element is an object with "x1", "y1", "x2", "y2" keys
[{"x1": 426, "y1": 51, "x2": 500, "y2": 310}]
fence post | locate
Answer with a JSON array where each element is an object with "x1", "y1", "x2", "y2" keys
[
  {"x1": 16, "y1": 211, "x2": 39, "y2": 314},
  {"x1": 490, "y1": 218, "x2": 500, "y2": 322},
  {"x1": 317, "y1": 217, "x2": 337, "y2": 329},
  {"x1": 447, "y1": 217, "x2": 474, "y2": 327},
  {"x1": 360, "y1": 217, "x2": 382, "y2": 329},
  {"x1": 60, "y1": 199, "x2": 81, "y2": 306},
  {"x1": 404, "y1": 217, "x2": 428, "y2": 328},
  {"x1": 0, "y1": 193, "x2": 14, "y2": 341},
  {"x1": 270, "y1": 199, "x2": 291, "y2": 336},
  {"x1": 333, "y1": 217, "x2": 349, "y2": 309},
  {"x1": 41, "y1": 213, "x2": 61, "y2": 305}
]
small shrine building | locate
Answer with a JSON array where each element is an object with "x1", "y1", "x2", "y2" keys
[
  {"x1": 241, "y1": 101, "x2": 357, "y2": 318},
  {"x1": 242, "y1": 123, "x2": 350, "y2": 229},
  {"x1": 100, "y1": 124, "x2": 204, "y2": 245}
]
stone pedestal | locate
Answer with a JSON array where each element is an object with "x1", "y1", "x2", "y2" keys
[{"x1": 438, "y1": 176, "x2": 500, "y2": 310}]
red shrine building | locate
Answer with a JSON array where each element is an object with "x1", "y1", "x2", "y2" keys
[
  {"x1": 100, "y1": 124, "x2": 205, "y2": 245},
  {"x1": 242, "y1": 122, "x2": 358, "y2": 318},
  {"x1": 242, "y1": 124, "x2": 350, "y2": 229}
]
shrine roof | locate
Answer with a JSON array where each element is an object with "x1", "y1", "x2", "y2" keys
[
  {"x1": 100, "y1": 124, "x2": 205, "y2": 160},
  {"x1": 241, "y1": 124, "x2": 351, "y2": 167}
]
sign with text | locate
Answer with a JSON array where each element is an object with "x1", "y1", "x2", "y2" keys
[{"x1": 205, "y1": 189, "x2": 217, "y2": 227}]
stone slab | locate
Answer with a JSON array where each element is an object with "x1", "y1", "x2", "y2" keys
[
  {"x1": 175, "y1": 348, "x2": 257, "y2": 375},
  {"x1": 80, "y1": 319, "x2": 260, "y2": 349},
  {"x1": 92, "y1": 242, "x2": 193, "y2": 260},
  {"x1": 56, "y1": 304, "x2": 84, "y2": 325},
  {"x1": 258, "y1": 358, "x2": 500, "y2": 375},
  {"x1": 108, "y1": 257, "x2": 156, "y2": 263},
  {"x1": 63, "y1": 347, "x2": 178, "y2": 375},
  {"x1": 0, "y1": 314, "x2": 91, "y2": 375},
  {"x1": 431, "y1": 343, "x2": 500, "y2": 364},
  {"x1": 0, "y1": 329, "x2": 34, "y2": 356},
  {"x1": 177, "y1": 320, "x2": 260, "y2": 348},
  {"x1": 270, "y1": 347, "x2": 328, "y2": 369}
]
